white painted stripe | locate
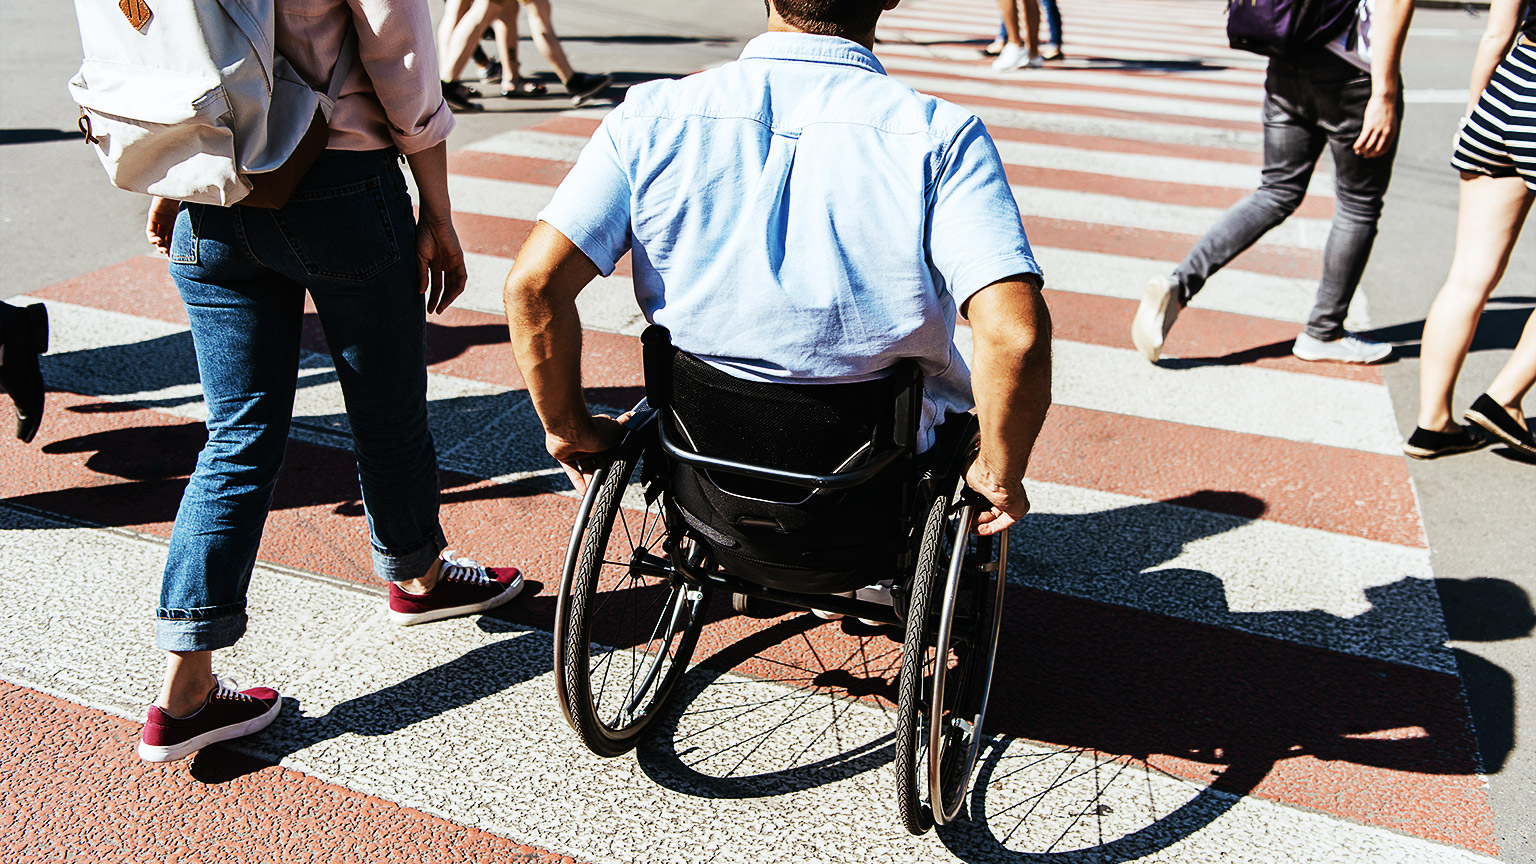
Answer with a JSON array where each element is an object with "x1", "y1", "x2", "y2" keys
[
  {"x1": 1047, "y1": 339, "x2": 1401, "y2": 454},
  {"x1": 443, "y1": 172, "x2": 1332, "y2": 252},
  {"x1": 458, "y1": 251, "x2": 646, "y2": 336},
  {"x1": 990, "y1": 136, "x2": 1333, "y2": 197},
  {"x1": 948, "y1": 329, "x2": 1400, "y2": 454},
  {"x1": 1032, "y1": 245, "x2": 1371, "y2": 329},
  {"x1": 890, "y1": 70, "x2": 1264, "y2": 122},
  {"x1": 460, "y1": 128, "x2": 593, "y2": 162},
  {"x1": 964, "y1": 101, "x2": 1265, "y2": 152},
  {"x1": 0, "y1": 514, "x2": 1495, "y2": 864},
  {"x1": 875, "y1": 47, "x2": 1269, "y2": 101},
  {"x1": 1013, "y1": 480, "x2": 1447, "y2": 672},
  {"x1": 446, "y1": 174, "x2": 559, "y2": 222},
  {"x1": 1015, "y1": 185, "x2": 1328, "y2": 249}
]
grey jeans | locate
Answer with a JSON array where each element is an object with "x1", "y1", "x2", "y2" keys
[{"x1": 1173, "y1": 50, "x2": 1401, "y2": 341}]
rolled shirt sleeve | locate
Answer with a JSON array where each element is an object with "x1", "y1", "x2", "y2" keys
[
  {"x1": 345, "y1": 0, "x2": 454, "y2": 154},
  {"x1": 536, "y1": 109, "x2": 634, "y2": 276},
  {"x1": 926, "y1": 116, "x2": 1042, "y2": 311}
]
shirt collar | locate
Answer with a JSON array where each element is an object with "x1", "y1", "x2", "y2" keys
[{"x1": 738, "y1": 32, "x2": 887, "y2": 76}]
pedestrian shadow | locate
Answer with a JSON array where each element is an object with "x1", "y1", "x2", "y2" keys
[
  {"x1": 1434, "y1": 577, "x2": 1534, "y2": 775},
  {"x1": 579, "y1": 490, "x2": 1513, "y2": 860},
  {"x1": 8, "y1": 388, "x2": 556, "y2": 530},
  {"x1": 188, "y1": 612, "x2": 550, "y2": 783},
  {"x1": 465, "y1": 71, "x2": 681, "y2": 114},
  {"x1": 0, "y1": 128, "x2": 80, "y2": 145},
  {"x1": 1363, "y1": 301, "x2": 1533, "y2": 361}
]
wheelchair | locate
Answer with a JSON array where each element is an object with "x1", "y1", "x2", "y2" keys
[{"x1": 552, "y1": 327, "x2": 1007, "y2": 835}]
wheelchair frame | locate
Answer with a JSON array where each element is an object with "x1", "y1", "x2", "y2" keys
[{"x1": 552, "y1": 400, "x2": 1007, "y2": 835}]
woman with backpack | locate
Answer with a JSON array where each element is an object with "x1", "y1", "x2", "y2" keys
[
  {"x1": 135, "y1": 0, "x2": 524, "y2": 762},
  {"x1": 1405, "y1": 0, "x2": 1536, "y2": 460}
]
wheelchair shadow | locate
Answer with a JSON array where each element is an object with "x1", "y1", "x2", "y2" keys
[
  {"x1": 636, "y1": 610, "x2": 903, "y2": 799},
  {"x1": 620, "y1": 490, "x2": 1506, "y2": 862}
]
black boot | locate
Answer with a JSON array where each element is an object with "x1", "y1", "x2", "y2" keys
[{"x1": 0, "y1": 301, "x2": 48, "y2": 443}]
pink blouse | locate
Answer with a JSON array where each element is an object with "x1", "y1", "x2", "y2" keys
[{"x1": 275, "y1": 0, "x2": 454, "y2": 154}]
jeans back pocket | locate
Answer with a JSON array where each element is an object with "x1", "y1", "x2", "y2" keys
[{"x1": 271, "y1": 176, "x2": 401, "y2": 281}]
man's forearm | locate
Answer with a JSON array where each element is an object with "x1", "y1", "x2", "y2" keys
[
  {"x1": 503, "y1": 222, "x2": 605, "y2": 448},
  {"x1": 505, "y1": 274, "x2": 590, "y2": 442},
  {"x1": 967, "y1": 280, "x2": 1053, "y2": 484}
]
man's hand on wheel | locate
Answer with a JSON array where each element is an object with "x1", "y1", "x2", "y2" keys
[
  {"x1": 547, "y1": 413, "x2": 629, "y2": 495},
  {"x1": 965, "y1": 456, "x2": 1030, "y2": 536}
]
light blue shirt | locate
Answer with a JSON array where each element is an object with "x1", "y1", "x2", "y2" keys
[{"x1": 539, "y1": 32, "x2": 1041, "y2": 451}]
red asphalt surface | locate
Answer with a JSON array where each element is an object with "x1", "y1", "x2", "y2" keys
[
  {"x1": 3, "y1": 684, "x2": 584, "y2": 864},
  {"x1": 1, "y1": 14, "x2": 1497, "y2": 862}
]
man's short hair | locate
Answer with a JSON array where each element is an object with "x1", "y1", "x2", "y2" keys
[{"x1": 771, "y1": 0, "x2": 885, "y2": 36}]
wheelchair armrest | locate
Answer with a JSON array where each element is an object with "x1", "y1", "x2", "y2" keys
[{"x1": 657, "y1": 418, "x2": 909, "y2": 490}]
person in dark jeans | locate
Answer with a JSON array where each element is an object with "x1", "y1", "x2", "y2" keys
[{"x1": 1133, "y1": 0, "x2": 1415, "y2": 365}]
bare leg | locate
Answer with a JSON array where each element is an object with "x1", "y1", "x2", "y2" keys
[
  {"x1": 441, "y1": 0, "x2": 507, "y2": 82},
  {"x1": 523, "y1": 0, "x2": 575, "y2": 84},
  {"x1": 1021, "y1": 0, "x2": 1041, "y2": 55},
  {"x1": 492, "y1": 6, "x2": 518, "y2": 91},
  {"x1": 993, "y1": 0, "x2": 1039, "y2": 55},
  {"x1": 1485, "y1": 309, "x2": 1536, "y2": 431},
  {"x1": 996, "y1": 0, "x2": 1020, "y2": 46},
  {"x1": 1415, "y1": 173, "x2": 1534, "y2": 432},
  {"x1": 157, "y1": 650, "x2": 216, "y2": 717}
]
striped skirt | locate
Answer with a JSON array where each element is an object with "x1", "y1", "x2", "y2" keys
[{"x1": 1452, "y1": 40, "x2": 1536, "y2": 190}]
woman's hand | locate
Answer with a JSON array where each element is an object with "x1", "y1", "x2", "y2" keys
[
  {"x1": 145, "y1": 196, "x2": 179, "y2": 256},
  {"x1": 416, "y1": 212, "x2": 468, "y2": 314}
]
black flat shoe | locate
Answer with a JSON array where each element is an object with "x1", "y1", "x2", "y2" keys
[
  {"x1": 1465, "y1": 394, "x2": 1536, "y2": 458},
  {"x1": 441, "y1": 80, "x2": 484, "y2": 113},
  {"x1": 1402, "y1": 424, "x2": 1488, "y2": 460},
  {"x1": 0, "y1": 301, "x2": 48, "y2": 443}
]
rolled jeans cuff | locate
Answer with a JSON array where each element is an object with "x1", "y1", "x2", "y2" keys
[
  {"x1": 373, "y1": 527, "x2": 448, "y2": 583},
  {"x1": 155, "y1": 608, "x2": 248, "y2": 653}
]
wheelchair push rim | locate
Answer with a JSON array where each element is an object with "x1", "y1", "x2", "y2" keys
[
  {"x1": 553, "y1": 419, "x2": 709, "y2": 758},
  {"x1": 895, "y1": 471, "x2": 1008, "y2": 834}
]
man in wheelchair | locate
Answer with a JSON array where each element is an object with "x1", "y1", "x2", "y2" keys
[{"x1": 503, "y1": 0, "x2": 1052, "y2": 834}]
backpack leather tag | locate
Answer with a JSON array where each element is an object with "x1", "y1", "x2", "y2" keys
[{"x1": 119, "y1": 0, "x2": 152, "y2": 30}]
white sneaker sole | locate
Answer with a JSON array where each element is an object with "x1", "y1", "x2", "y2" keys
[
  {"x1": 1291, "y1": 342, "x2": 1391, "y2": 364},
  {"x1": 137, "y1": 696, "x2": 283, "y2": 763},
  {"x1": 1131, "y1": 276, "x2": 1177, "y2": 363},
  {"x1": 389, "y1": 574, "x2": 525, "y2": 626}
]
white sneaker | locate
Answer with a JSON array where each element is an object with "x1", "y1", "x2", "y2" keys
[
  {"x1": 1026, "y1": 52, "x2": 1045, "y2": 69},
  {"x1": 1291, "y1": 331, "x2": 1391, "y2": 364},
  {"x1": 991, "y1": 43, "x2": 1029, "y2": 72},
  {"x1": 1131, "y1": 275, "x2": 1182, "y2": 363}
]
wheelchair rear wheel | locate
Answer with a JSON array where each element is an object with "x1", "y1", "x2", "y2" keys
[
  {"x1": 555, "y1": 445, "x2": 709, "y2": 758},
  {"x1": 894, "y1": 474, "x2": 1008, "y2": 834}
]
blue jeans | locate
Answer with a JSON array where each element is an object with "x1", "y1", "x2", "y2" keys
[
  {"x1": 1173, "y1": 51, "x2": 1400, "y2": 341},
  {"x1": 157, "y1": 148, "x2": 445, "y2": 652}
]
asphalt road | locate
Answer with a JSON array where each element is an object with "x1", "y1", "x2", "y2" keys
[{"x1": 2, "y1": 0, "x2": 1532, "y2": 860}]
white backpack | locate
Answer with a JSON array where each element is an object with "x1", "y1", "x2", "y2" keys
[{"x1": 68, "y1": 0, "x2": 352, "y2": 207}]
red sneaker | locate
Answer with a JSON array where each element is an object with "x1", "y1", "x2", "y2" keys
[
  {"x1": 138, "y1": 679, "x2": 282, "y2": 762},
  {"x1": 388, "y1": 551, "x2": 523, "y2": 626}
]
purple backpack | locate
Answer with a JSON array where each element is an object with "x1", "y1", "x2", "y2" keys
[{"x1": 1227, "y1": 0, "x2": 1359, "y2": 58}]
